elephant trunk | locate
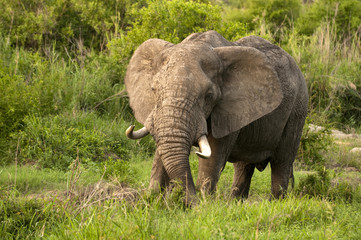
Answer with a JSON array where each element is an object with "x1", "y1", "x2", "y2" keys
[{"x1": 153, "y1": 106, "x2": 199, "y2": 206}]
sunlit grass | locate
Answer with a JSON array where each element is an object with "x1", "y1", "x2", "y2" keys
[{"x1": 1, "y1": 151, "x2": 360, "y2": 239}]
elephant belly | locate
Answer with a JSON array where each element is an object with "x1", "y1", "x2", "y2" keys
[
  {"x1": 228, "y1": 147, "x2": 273, "y2": 164},
  {"x1": 228, "y1": 116, "x2": 285, "y2": 164}
]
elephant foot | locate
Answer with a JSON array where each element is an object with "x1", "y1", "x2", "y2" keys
[
  {"x1": 230, "y1": 186, "x2": 250, "y2": 200},
  {"x1": 231, "y1": 162, "x2": 255, "y2": 200},
  {"x1": 163, "y1": 180, "x2": 198, "y2": 207},
  {"x1": 196, "y1": 177, "x2": 217, "y2": 195}
]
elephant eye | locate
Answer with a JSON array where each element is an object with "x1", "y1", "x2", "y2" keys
[{"x1": 205, "y1": 91, "x2": 214, "y2": 101}]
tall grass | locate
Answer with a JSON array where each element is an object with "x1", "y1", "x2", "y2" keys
[
  {"x1": 1, "y1": 162, "x2": 360, "y2": 239},
  {"x1": 282, "y1": 20, "x2": 361, "y2": 129}
]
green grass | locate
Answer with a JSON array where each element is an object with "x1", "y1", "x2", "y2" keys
[
  {"x1": 44, "y1": 196, "x2": 361, "y2": 239},
  {"x1": 1, "y1": 149, "x2": 360, "y2": 239},
  {"x1": 0, "y1": 165, "x2": 103, "y2": 195}
]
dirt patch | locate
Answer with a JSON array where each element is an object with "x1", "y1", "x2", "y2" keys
[{"x1": 26, "y1": 181, "x2": 142, "y2": 205}]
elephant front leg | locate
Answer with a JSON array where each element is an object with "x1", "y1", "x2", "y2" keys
[
  {"x1": 196, "y1": 133, "x2": 237, "y2": 194},
  {"x1": 149, "y1": 150, "x2": 170, "y2": 193},
  {"x1": 231, "y1": 161, "x2": 255, "y2": 199},
  {"x1": 197, "y1": 157, "x2": 224, "y2": 194}
]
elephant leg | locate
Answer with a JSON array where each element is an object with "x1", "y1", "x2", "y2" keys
[
  {"x1": 270, "y1": 113, "x2": 305, "y2": 199},
  {"x1": 230, "y1": 161, "x2": 255, "y2": 199},
  {"x1": 270, "y1": 160, "x2": 292, "y2": 199},
  {"x1": 149, "y1": 150, "x2": 170, "y2": 193},
  {"x1": 289, "y1": 165, "x2": 295, "y2": 189},
  {"x1": 196, "y1": 132, "x2": 238, "y2": 194}
]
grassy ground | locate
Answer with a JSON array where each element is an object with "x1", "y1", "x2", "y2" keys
[{"x1": 1, "y1": 138, "x2": 360, "y2": 239}]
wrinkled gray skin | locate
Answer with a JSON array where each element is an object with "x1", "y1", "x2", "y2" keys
[{"x1": 125, "y1": 31, "x2": 308, "y2": 206}]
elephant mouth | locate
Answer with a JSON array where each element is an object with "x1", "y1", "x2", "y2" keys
[{"x1": 126, "y1": 125, "x2": 211, "y2": 159}]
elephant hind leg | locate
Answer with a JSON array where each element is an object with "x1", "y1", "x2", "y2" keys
[
  {"x1": 289, "y1": 165, "x2": 295, "y2": 189},
  {"x1": 231, "y1": 161, "x2": 255, "y2": 199},
  {"x1": 270, "y1": 160, "x2": 292, "y2": 199},
  {"x1": 270, "y1": 113, "x2": 305, "y2": 199}
]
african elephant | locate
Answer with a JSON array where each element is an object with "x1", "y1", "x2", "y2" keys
[{"x1": 125, "y1": 30, "x2": 308, "y2": 205}]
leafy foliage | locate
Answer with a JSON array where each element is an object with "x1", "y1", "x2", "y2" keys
[
  {"x1": 6, "y1": 113, "x2": 153, "y2": 171},
  {"x1": 224, "y1": 0, "x2": 302, "y2": 33},
  {"x1": 108, "y1": 0, "x2": 246, "y2": 65},
  {"x1": 332, "y1": 81, "x2": 361, "y2": 128},
  {"x1": 102, "y1": 158, "x2": 138, "y2": 183},
  {"x1": 0, "y1": 0, "x2": 139, "y2": 51},
  {"x1": 298, "y1": 118, "x2": 333, "y2": 168},
  {"x1": 0, "y1": 196, "x2": 58, "y2": 239},
  {"x1": 0, "y1": 44, "x2": 62, "y2": 139},
  {"x1": 296, "y1": 0, "x2": 361, "y2": 38}
]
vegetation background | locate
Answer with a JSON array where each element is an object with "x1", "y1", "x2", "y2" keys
[{"x1": 0, "y1": 0, "x2": 360, "y2": 239}]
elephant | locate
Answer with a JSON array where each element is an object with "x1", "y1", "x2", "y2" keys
[{"x1": 125, "y1": 30, "x2": 308, "y2": 206}]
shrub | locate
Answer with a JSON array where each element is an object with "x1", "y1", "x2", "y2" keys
[
  {"x1": 282, "y1": 19, "x2": 361, "y2": 129},
  {"x1": 7, "y1": 113, "x2": 134, "y2": 171},
  {"x1": 0, "y1": 196, "x2": 57, "y2": 239},
  {"x1": 0, "y1": 32, "x2": 132, "y2": 141},
  {"x1": 102, "y1": 157, "x2": 137, "y2": 183},
  {"x1": 68, "y1": 50, "x2": 128, "y2": 116},
  {"x1": 107, "y1": 0, "x2": 246, "y2": 83},
  {"x1": 331, "y1": 80, "x2": 361, "y2": 129},
  {"x1": 224, "y1": 0, "x2": 302, "y2": 32},
  {"x1": 296, "y1": 0, "x2": 361, "y2": 38},
  {"x1": 297, "y1": 167, "x2": 332, "y2": 197},
  {"x1": 0, "y1": 0, "x2": 143, "y2": 52},
  {"x1": 297, "y1": 117, "x2": 333, "y2": 169},
  {"x1": 0, "y1": 45, "x2": 63, "y2": 139},
  {"x1": 127, "y1": 0, "x2": 222, "y2": 44},
  {"x1": 297, "y1": 168, "x2": 361, "y2": 203}
]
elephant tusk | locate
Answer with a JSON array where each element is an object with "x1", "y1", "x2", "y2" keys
[
  {"x1": 196, "y1": 135, "x2": 211, "y2": 159},
  {"x1": 126, "y1": 125, "x2": 149, "y2": 139}
]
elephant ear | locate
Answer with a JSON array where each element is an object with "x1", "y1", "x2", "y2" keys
[
  {"x1": 125, "y1": 39, "x2": 173, "y2": 126},
  {"x1": 211, "y1": 46, "x2": 283, "y2": 139}
]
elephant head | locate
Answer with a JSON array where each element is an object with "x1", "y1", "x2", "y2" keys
[{"x1": 125, "y1": 31, "x2": 283, "y2": 205}]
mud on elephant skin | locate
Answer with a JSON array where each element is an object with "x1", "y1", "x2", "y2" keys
[{"x1": 124, "y1": 30, "x2": 308, "y2": 206}]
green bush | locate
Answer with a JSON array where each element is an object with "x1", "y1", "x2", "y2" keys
[
  {"x1": 331, "y1": 81, "x2": 361, "y2": 128},
  {"x1": 297, "y1": 167, "x2": 332, "y2": 197},
  {"x1": 297, "y1": 167, "x2": 361, "y2": 203},
  {"x1": 0, "y1": 0, "x2": 141, "y2": 52},
  {"x1": 282, "y1": 19, "x2": 361, "y2": 129},
  {"x1": 297, "y1": 117, "x2": 333, "y2": 168},
  {"x1": 102, "y1": 157, "x2": 137, "y2": 183},
  {"x1": 127, "y1": 0, "x2": 222, "y2": 44},
  {"x1": 7, "y1": 113, "x2": 133, "y2": 171},
  {"x1": 224, "y1": 0, "x2": 302, "y2": 33},
  {"x1": 68, "y1": 50, "x2": 128, "y2": 116},
  {"x1": 0, "y1": 33, "x2": 132, "y2": 140},
  {"x1": 108, "y1": 0, "x2": 246, "y2": 78},
  {"x1": 296, "y1": 0, "x2": 361, "y2": 38},
  {"x1": 0, "y1": 45, "x2": 63, "y2": 139},
  {"x1": 0, "y1": 196, "x2": 57, "y2": 239}
]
